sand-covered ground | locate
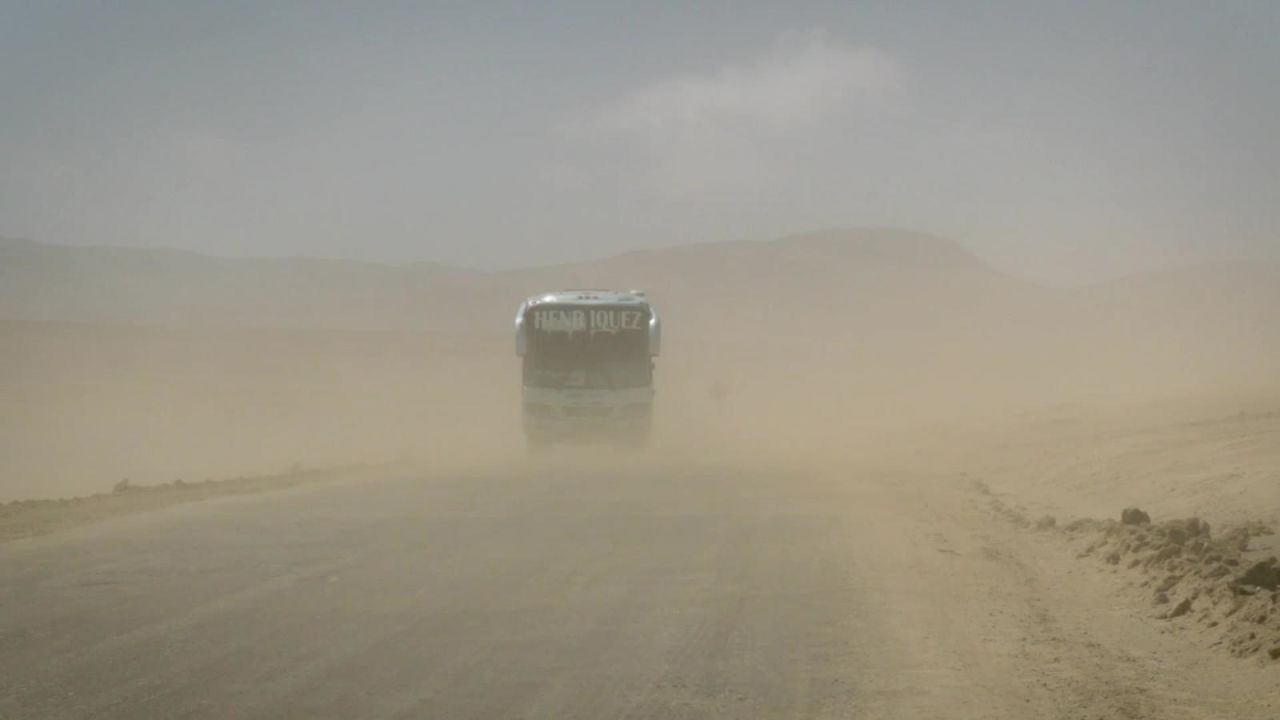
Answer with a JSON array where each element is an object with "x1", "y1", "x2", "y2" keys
[
  {"x1": 4, "y1": 387, "x2": 1280, "y2": 718},
  {"x1": 4, "y1": 381, "x2": 1280, "y2": 718}
]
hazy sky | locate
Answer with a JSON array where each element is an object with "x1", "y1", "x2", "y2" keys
[{"x1": 1, "y1": 1, "x2": 1276, "y2": 284}]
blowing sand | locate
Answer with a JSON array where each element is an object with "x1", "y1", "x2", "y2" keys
[{"x1": 4, "y1": 231, "x2": 1280, "y2": 716}]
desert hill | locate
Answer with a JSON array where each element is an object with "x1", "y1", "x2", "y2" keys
[
  {"x1": 5, "y1": 227, "x2": 1276, "y2": 397},
  {"x1": 1, "y1": 229, "x2": 1028, "y2": 333},
  {"x1": 0, "y1": 236, "x2": 482, "y2": 332}
]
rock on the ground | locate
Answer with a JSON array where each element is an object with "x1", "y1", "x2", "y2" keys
[
  {"x1": 1234, "y1": 557, "x2": 1279, "y2": 592},
  {"x1": 1122, "y1": 507, "x2": 1151, "y2": 525},
  {"x1": 1167, "y1": 597, "x2": 1193, "y2": 619}
]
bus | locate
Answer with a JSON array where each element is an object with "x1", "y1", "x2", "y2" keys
[{"x1": 514, "y1": 290, "x2": 661, "y2": 450}]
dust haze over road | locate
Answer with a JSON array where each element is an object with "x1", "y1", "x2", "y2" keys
[
  {"x1": 4, "y1": 229, "x2": 1277, "y2": 499},
  {"x1": 4, "y1": 227, "x2": 1280, "y2": 718},
  {"x1": 4, "y1": 7, "x2": 1280, "y2": 717}
]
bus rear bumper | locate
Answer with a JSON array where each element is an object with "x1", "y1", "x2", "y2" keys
[{"x1": 522, "y1": 411, "x2": 651, "y2": 445}]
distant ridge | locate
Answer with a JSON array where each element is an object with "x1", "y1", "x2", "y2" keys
[
  {"x1": 2, "y1": 227, "x2": 989, "y2": 275},
  {"x1": 0, "y1": 227, "x2": 1010, "y2": 330},
  {"x1": 0, "y1": 235, "x2": 475, "y2": 275},
  {"x1": 559, "y1": 227, "x2": 994, "y2": 273},
  {"x1": 766, "y1": 227, "x2": 990, "y2": 270},
  {"x1": 0, "y1": 236, "x2": 41, "y2": 249},
  {"x1": 2, "y1": 228, "x2": 1277, "y2": 370}
]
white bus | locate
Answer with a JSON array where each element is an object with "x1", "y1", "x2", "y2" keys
[{"x1": 514, "y1": 290, "x2": 661, "y2": 450}]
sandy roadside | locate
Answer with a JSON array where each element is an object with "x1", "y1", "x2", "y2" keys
[
  {"x1": 0, "y1": 465, "x2": 385, "y2": 543},
  {"x1": 783, "y1": 455, "x2": 1280, "y2": 719},
  {"x1": 903, "y1": 389, "x2": 1280, "y2": 715}
]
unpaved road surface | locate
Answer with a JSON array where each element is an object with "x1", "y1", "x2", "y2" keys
[{"x1": 2, "y1": 461, "x2": 1275, "y2": 719}]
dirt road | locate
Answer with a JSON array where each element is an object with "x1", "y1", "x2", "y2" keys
[{"x1": 1, "y1": 459, "x2": 1274, "y2": 719}]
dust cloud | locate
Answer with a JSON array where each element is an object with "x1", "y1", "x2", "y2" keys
[{"x1": 3, "y1": 228, "x2": 1277, "y2": 502}]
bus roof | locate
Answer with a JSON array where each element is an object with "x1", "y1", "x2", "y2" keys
[{"x1": 523, "y1": 290, "x2": 651, "y2": 307}]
